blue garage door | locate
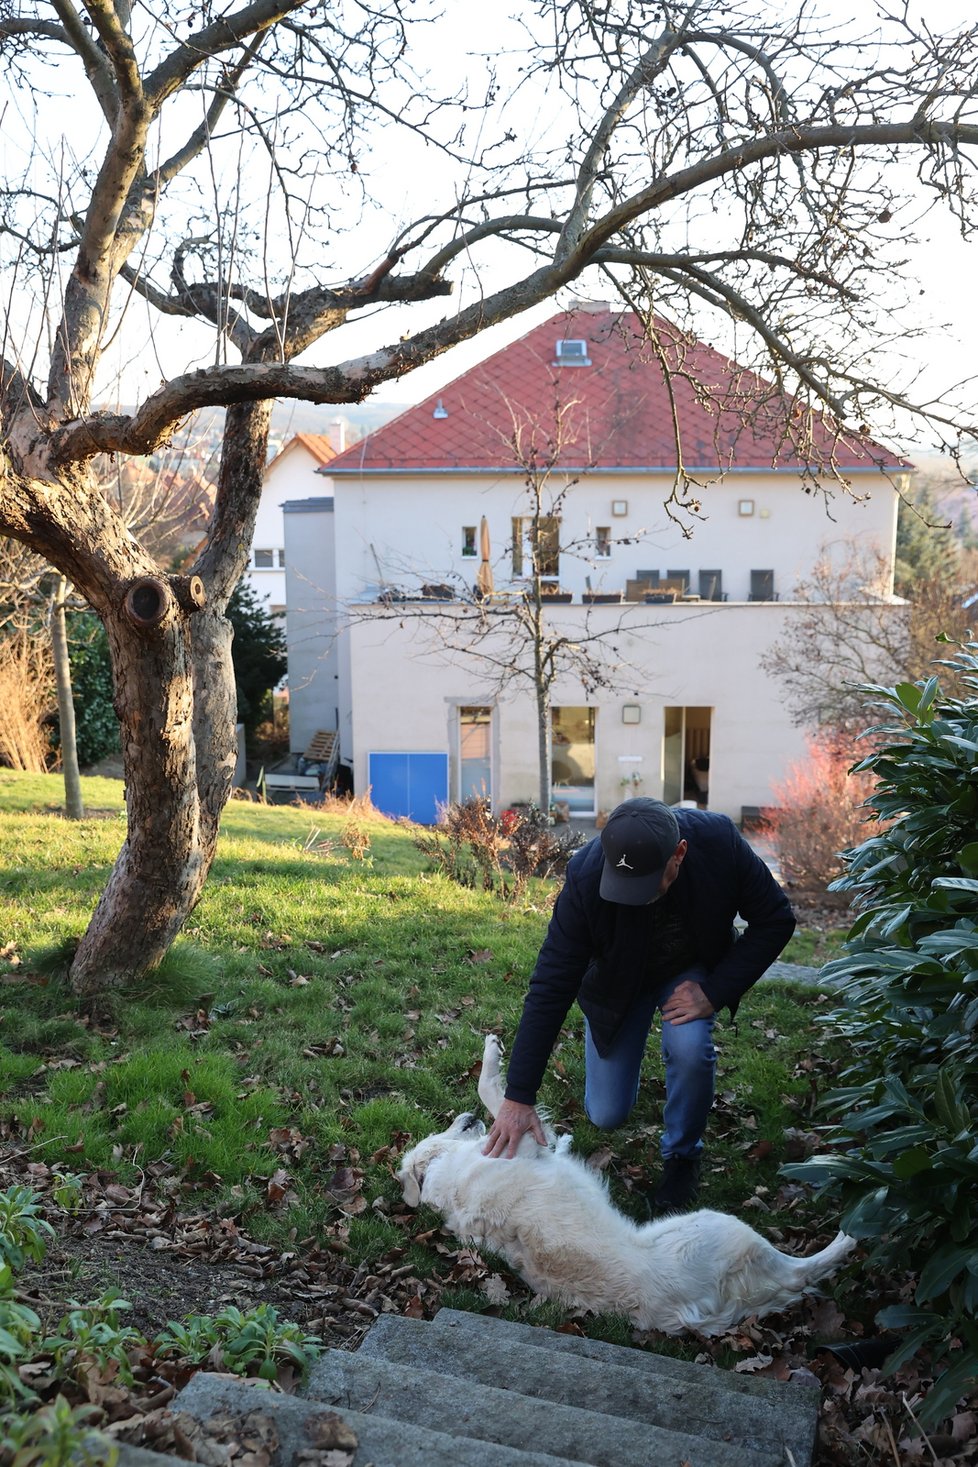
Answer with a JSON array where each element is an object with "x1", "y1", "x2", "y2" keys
[{"x1": 368, "y1": 752, "x2": 449, "y2": 824}]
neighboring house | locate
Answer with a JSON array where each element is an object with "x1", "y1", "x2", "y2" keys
[
  {"x1": 286, "y1": 303, "x2": 909, "y2": 823},
  {"x1": 245, "y1": 433, "x2": 336, "y2": 614}
]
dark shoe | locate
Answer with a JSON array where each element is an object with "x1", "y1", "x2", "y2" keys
[{"x1": 649, "y1": 1154, "x2": 701, "y2": 1215}]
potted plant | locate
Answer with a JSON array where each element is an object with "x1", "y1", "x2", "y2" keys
[{"x1": 583, "y1": 589, "x2": 624, "y2": 604}]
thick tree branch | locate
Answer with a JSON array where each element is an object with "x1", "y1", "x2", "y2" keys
[
  {"x1": 144, "y1": 0, "x2": 307, "y2": 109},
  {"x1": 576, "y1": 119, "x2": 978, "y2": 260},
  {"x1": 48, "y1": 3, "x2": 152, "y2": 414},
  {"x1": 555, "y1": 23, "x2": 682, "y2": 265},
  {"x1": 156, "y1": 48, "x2": 261, "y2": 187},
  {"x1": 83, "y1": 0, "x2": 138, "y2": 97}
]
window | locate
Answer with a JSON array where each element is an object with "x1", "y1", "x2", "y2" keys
[
  {"x1": 553, "y1": 338, "x2": 591, "y2": 366},
  {"x1": 252, "y1": 548, "x2": 284, "y2": 569},
  {"x1": 594, "y1": 526, "x2": 611, "y2": 558},
  {"x1": 666, "y1": 568, "x2": 689, "y2": 595},
  {"x1": 462, "y1": 526, "x2": 477, "y2": 557},
  {"x1": 512, "y1": 516, "x2": 560, "y2": 578}
]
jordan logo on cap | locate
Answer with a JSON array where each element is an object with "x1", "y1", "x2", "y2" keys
[{"x1": 616, "y1": 854, "x2": 633, "y2": 869}]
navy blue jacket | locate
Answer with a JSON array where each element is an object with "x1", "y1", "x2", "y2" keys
[{"x1": 504, "y1": 808, "x2": 795, "y2": 1105}]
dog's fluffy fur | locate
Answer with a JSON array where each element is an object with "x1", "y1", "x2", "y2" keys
[{"x1": 396, "y1": 1035, "x2": 855, "y2": 1336}]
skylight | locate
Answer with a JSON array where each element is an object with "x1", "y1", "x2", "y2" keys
[{"x1": 553, "y1": 338, "x2": 591, "y2": 366}]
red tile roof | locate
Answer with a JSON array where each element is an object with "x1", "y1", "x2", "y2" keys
[
  {"x1": 269, "y1": 432, "x2": 336, "y2": 469},
  {"x1": 326, "y1": 305, "x2": 905, "y2": 475}
]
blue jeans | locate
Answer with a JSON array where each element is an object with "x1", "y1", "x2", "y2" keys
[{"x1": 583, "y1": 966, "x2": 716, "y2": 1158}]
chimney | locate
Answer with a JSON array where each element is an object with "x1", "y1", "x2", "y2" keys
[{"x1": 330, "y1": 417, "x2": 346, "y2": 453}]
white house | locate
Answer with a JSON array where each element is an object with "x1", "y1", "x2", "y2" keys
[
  {"x1": 245, "y1": 433, "x2": 336, "y2": 614},
  {"x1": 284, "y1": 303, "x2": 909, "y2": 823}
]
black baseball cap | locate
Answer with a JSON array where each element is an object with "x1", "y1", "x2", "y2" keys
[{"x1": 599, "y1": 798, "x2": 681, "y2": 905}]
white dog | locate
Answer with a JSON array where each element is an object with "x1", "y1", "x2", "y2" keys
[{"x1": 396, "y1": 1035, "x2": 855, "y2": 1336}]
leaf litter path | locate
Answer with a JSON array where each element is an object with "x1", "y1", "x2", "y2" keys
[{"x1": 5, "y1": 1138, "x2": 977, "y2": 1467}]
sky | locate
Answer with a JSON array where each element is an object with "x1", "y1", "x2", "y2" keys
[
  {"x1": 71, "y1": 1, "x2": 978, "y2": 456},
  {"x1": 357, "y1": 0, "x2": 978, "y2": 448}
]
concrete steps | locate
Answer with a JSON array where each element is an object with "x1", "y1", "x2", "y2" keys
[{"x1": 116, "y1": 1307, "x2": 822, "y2": 1467}]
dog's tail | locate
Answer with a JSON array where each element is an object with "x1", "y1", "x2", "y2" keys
[{"x1": 799, "y1": 1230, "x2": 856, "y2": 1286}]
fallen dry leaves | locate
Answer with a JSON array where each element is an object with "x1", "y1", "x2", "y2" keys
[{"x1": 4, "y1": 1119, "x2": 977, "y2": 1465}]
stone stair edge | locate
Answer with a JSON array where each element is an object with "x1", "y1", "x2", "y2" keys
[
  {"x1": 307, "y1": 1343, "x2": 785, "y2": 1467},
  {"x1": 428, "y1": 1304, "x2": 820, "y2": 1403},
  {"x1": 310, "y1": 1338, "x2": 801, "y2": 1463},
  {"x1": 111, "y1": 1301, "x2": 824, "y2": 1467},
  {"x1": 171, "y1": 1371, "x2": 592, "y2": 1467}
]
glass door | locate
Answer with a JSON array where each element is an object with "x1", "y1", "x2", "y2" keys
[
  {"x1": 551, "y1": 706, "x2": 596, "y2": 814},
  {"x1": 459, "y1": 706, "x2": 492, "y2": 801},
  {"x1": 662, "y1": 707, "x2": 712, "y2": 807}
]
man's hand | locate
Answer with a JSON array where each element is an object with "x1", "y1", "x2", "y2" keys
[
  {"x1": 661, "y1": 978, "x2": 715, "y2": 1026},
  {"x1": 483, "y1": 1098, "x2": 547, "y2": 1158}
]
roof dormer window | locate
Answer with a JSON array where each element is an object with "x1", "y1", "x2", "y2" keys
[{"x1": 553, "y1": 338, "x2": 591, "y2": 367}]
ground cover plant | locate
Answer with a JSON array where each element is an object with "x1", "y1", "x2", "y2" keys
[{"x1": 0, "y1": 773, "x2": 971, "y2": 1464}]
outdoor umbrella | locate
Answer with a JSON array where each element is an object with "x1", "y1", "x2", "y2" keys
[{"x1": 476, "y1": 515, "x2": 495, "y2": 598}]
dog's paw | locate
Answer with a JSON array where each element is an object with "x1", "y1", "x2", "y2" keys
[{"x1": 483, "y1": 1033, "x2": 504, "y2": 1064}]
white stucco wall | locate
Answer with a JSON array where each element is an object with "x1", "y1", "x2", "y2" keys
[
  {"x1": 282, "y1": 498, "x2": 341, "y2": 757},
  {"x1": 326, "y1": 465, "x2": 902, "y2": 609},
  {"x1": 246, "y1": 441, "x2": 331, "y2": 612},
  {"x1": 274, "y1": 458, "x2": 906, "y2": 816},
  {"x1": 345, "y1": 598, "x2": 907, "y2": 822}
]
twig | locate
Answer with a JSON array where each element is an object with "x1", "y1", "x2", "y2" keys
[
  {"x1": 2, "y1": 1133, "x2": 67, "y2": 1160},
  {"x1": 900, "y1": 1392, "x2": 941, "y2": 1465},
  {"x1": 880, "y1": 1410, "x2": 903, "y2": 1465}
]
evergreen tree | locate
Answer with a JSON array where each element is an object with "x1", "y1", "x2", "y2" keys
[
  {"x1": 894, "y1": 485, "x2": 959, "y2": 596},
  {"x1": 61, "y1": 611, "x2": 121, "y2": 770},
  {"x1": 227, "y1": 582, "x2": 288, "y2": 736}
]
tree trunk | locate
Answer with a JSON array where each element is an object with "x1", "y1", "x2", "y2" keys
[
  {"x1": 51, "y1": 577, "x2": 84, "y2": 819},
  {"x1": 533, "y1": 604, "x2": 552, "y2": 814},
  {"x1": 537, "y1": 691, "x2": 552, "y2": 814},
  {"x1": 67, "y1": 401, "x2": 272, "y2": 996}
]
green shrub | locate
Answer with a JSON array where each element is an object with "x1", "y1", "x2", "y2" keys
[
  {"x1": 784, "y1": 642, "x2": 978, "y2": 1424},
  {"x1": 64, "y1": 612, "x2": 120, "y2": 768},
  {"x1": 227, "y1": 581, "x2": 287, "y2": 738},
  {"x1": 43, "y1": 1293, "x2": 141, "y2": 1388},
  {"x1": 0, "y1": 1188, "x2": 54, "y2": 1279}
]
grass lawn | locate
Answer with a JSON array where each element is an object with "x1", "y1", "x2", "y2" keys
[{"x1": 0, "y1": 773, "x2": 851, "y2": 1330}]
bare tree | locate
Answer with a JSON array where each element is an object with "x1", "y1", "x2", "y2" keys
[
  {"x1": 0, "y1": 540, "x2": 58, "y2": 777},
  {"x1": 760, "y1": 543, "x2": 977, "y2": 734},
  {"x1": 0, "y1": 439, "x2": 214, "y2": 816},
  {"x1": 2, "y1": 2, "x2": 978, "y2": 994}
]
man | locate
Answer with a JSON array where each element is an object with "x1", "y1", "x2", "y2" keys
[{"x1": 484, "y1": 797, "x2": 796, "y2": 1212}]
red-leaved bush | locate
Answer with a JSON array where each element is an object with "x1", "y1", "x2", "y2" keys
[{"x1": 764, "y1": 734, "x2": 879, "y2": 900}]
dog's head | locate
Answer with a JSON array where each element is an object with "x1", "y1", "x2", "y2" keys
[{"x1": 395, "y1": 1112, "x2": 486, "y2": 1207}]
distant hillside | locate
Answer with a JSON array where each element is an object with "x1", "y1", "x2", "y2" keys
[
  {"x1": 913, "y1": 453, "x2": 978, "y2": 538},
  {"x1": 269, "y1": 399, "x2": 405, "y2": 442},
  {"x1": 104, "y1": 400, "x2": 407, "y2": 462}
]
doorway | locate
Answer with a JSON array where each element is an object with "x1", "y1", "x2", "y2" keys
[
  {"x1": 662, "y1": 707, "x2": 712, "y2": 807},
  {"x1": 552, "y1": 706, "x2": 596, "y2": 814},
  {"x1": 458, "y1": 706, "x2": 492, "y2": 802}
]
